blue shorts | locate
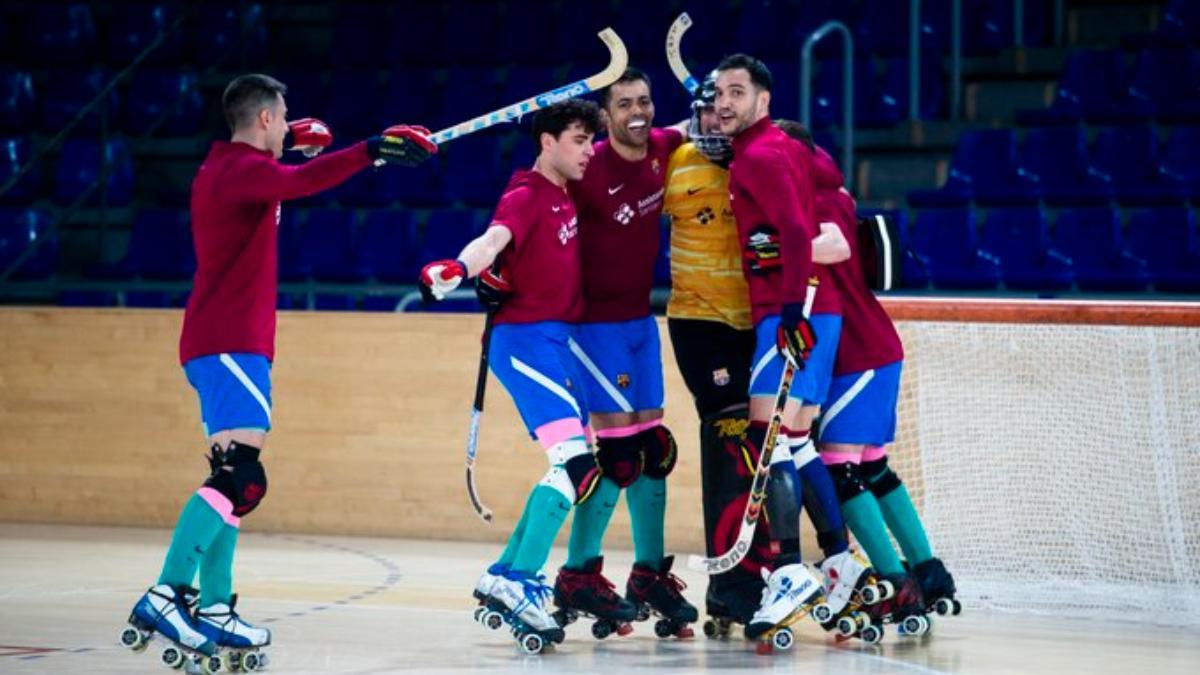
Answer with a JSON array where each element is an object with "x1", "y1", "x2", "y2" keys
[
  {"x1": 818, "y1": 360, "x2": 903, "y2": 445},
  {"x1": 489, "y1": 321, "x2": 589, "y2": 439},
  {"x1": 748, "y1": 313, "x2": 841, "y2": 405},
  {"x1": 183, "y1": 353, "x2": 273, "y2": 437},
  {"x1": 569, "y1": 315, "x2": 664, "y2": 414}
]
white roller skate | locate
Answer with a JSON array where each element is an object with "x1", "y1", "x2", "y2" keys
[
  {"x1": 119, "y1": 584, "x2": 222, "y2": 673},
  {"x1": 488, "y1": 572, "x2": 565, "y2": 655},
  {"x1": 472, "y1": 563, "x2": 509, "y2": 630},
  {"x1": 745, "y1": 563, "x2": 826, "y2": 654},
  {"x1": 195, "y1": 596, "x2": 271, "y2": 672},
  {"x1": 815, "y1": 549, "x2": 886, "y2": 644}
]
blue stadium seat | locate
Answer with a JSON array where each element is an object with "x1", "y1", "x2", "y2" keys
[
  {"x1": 1161, "y1": 125, "x2": 1200, "y2": 201},
  {"x1": 54, "y1": 137, "x2": 134, "y2": 207},
  {"x1": 124, "y1": 70, "x2": 203, "y2": 136},
  {"x1": 120, "y1": 208, "x2": 193, "y2": 280},
  {"x1": 1128, "y1": 48, "x2": 1200, "y2": 123},
  {"x1": 106, "y1": 3, "x2": 182, "y2": 66},
  {"x1": 383, "y1": 68, "x2": 442, "y2": 128},
  {"x1": 189, "y1": 4, "x2": 267, "y2": 67},
  {"x1": 357, "y1": 209, "x2": 419, "y2": 283},
  {"x1": 314, "y1": 294, "x2": 357, "y2": 311},
  {"x1": 883, "y1": 51, "x2": 944, "y2": 121},
  {"x1": 734, "y1": 1, "x2": 801, "y2": 60},
  {"x1": 439, "y1": 68, "x2": 505, "y2": 127},
  {"x1": 1092, "y1": 125, "x2": 1186, "y2": 206},
  {"x1": 1124, "y1": 0, "x2": 1200, "y2": 49},
  {"x1": 1126, "y1": 207, "x2": 1200, "y2": 292},
  {"x1": 0, "y1": 137, "x2": 39, "y2": 205},
  {"x1": 1008, "y1": 126, "x2": 1113, "y2": 206},
  {"x1": 304, "y1": 209, "x2": 360, "y2": 282},
  {"x1": 442, "y1": 135, "x2": 505, "y2": 208},
  {"x1": 908, "y1": 129, "x2": 1016, "y2": 207},
  {"x1": 0, "y1": 68, "x2": 35, "y2": 132},
  {"x1": 1053, "y1": 208, "x2": 1148, "y2": 291},
  {"x1": 552, "y1": 4, "x2": 616, "y2": 65},
  {"x1": 420, "y1": 210, "x2": 486, "y2": 263},
  {"x1": 971, "y1": 0, "x2": 1049, "y2": 53},
  {"x1": 278, "y1": 208, "x2": 308, "y2": 282},
  {"x1": 980, "y1": 208, "x2": 1073, "y2": 291},
  {"x1": 0, "y1": 208, "x2": 56, "y2": 280},
  {"x1": 654, "y1": 221, "x2": 670, "y2": 287},
  {"x1": 763, "y1": 59, "x2": 800, "y2": 123},
  {"x1": 1016, "y1": 49, "x2": 1149, "y2": 126},
  {"x1": 42, "y1": 67, "x2": 120, "y2": 134},
  {"x1": 810, "y1": 57, "x2": 900, "y2": 129},
  {"x1": 393, "y1": 156, "x2": 447, "y2": 208},
  {"x1": 21, "y1": 4, "x2": 96, "y2": 65},
  {"x1": 58, "y1": 290, "x2": 117, "y2": 307},
  {"x1": 909, "y1": 208, "x2": 1001, "y2": 289},
  {"x1": 401, "y1": 295, "x2": 483, "y2": 314},
  {"x1": 446, "y1": 4, "x2": 502, "y2": 65},
  {"x1": 124, "y1": 291, "x2": 175, "y2": 308}
]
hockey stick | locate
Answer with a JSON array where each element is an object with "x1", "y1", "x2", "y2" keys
[
  {"x1": 431, "y1": 28, "x2": 627, "y2": 145},
  {"x1": 688, "y1": 284, "x2": 817, "y2": 574},
  {"x1": 465, "y1": 310, "x2": 497, "y2": 523},
  {"x1": 665, "y1": 12, "x2": 699, "y2": 95}
]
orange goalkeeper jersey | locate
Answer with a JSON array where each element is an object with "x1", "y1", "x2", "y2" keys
[{"x1": 663, "y1": 143, "x2": 752, "y2": 331}]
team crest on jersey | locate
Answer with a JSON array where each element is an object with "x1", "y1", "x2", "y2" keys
[
  {"x1": 712, "y1": 367, "x2": 730, "y2": 386},
  {"x1": 616, "y1": 373, "x2": 631, "y2": 389},
  {"x1": 651, "y1": 158, "x2": 661, "y2": 175},
  {"x1": 697, "y1": 206, "x2": 716, "y2": 224},
  {"x1": 557, "y1": 216, "x2": 578, "y2": 245},
  {"x1": 614, "y1": 203, "x2": 634, "y2": 225}
]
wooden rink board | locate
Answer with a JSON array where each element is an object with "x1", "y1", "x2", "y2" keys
[{"x1": 1, "y1": 307, "x2": 845, "y2": 553}]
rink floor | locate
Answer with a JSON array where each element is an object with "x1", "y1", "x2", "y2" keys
[{"x1": 0, "y1": 523, "x2": 1194, "y2": 674}]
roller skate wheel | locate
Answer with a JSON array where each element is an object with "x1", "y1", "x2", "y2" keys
[
  {"x1": 119, "y1": 626, "x2": 148, "y2": 651},
  {"x1": 861, "y1": 585, "x2": 880, "y2": 605},
  {"x1": 703, "y1": 619, "x2": 718, "y2": 638},
  {"x1": 952, "y1": 599, "x2": 963, "y2": 616},
  {"x1": 878, "y1": 580, "x2": 896, "y2": 602},
  {"x1": 901, "y1": 615, "x2": 929, "y2": 636},
  {"x1": 161, "y1": 646, "x2": 186, "y2": 669},
  {"x1": 483, "y1": 610, "x2": 505, "y2": 631},
  {"x1": 519, "y1": 633, "x2": 544, "y2": 655},
  {"x1": 201, "y1": 655, "x2": 222, "y2": 674},
  {"x1": 591, "y1": 621, "x2": 613, "y2": 640},
  {"x1": 635, "y1": 605, "x2": 651, "y2": 622},
  {"x1": 654, "y1": 619, "x2": 674, "y2": 639},
  {"x1": 861, "y1": 624, "x2": 883, "y2": 645},
  {"x1": 812, "y1": 603, "x2": 833, "y2": 623},
  {"x1": 221, "y1": 651, "x2": 241, "y2": 672},
  {"x1": 934, "y1": 598, "x2": 953, "y2": 616},
  {"x1": 615, "y1": 622, "x2": 634, "y2": 637},
  {"x1": 473, "y1": 606, "x2": 487, "y2": 623},
  {"x1": 771, "y1": 627, "x2": 794, "y2": 651},
  {"x1": 836, "y1": 615, "x2": 858, "y2": 637},
  {"x1": 242, "y1": 652, "x2": 261, "y2": 671}
]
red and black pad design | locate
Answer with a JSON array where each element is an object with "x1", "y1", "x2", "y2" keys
[{"x1": 699, "y1": 412, "x2": 773, "y2": 584}]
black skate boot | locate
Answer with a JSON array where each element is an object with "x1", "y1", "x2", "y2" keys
[
  {"x1": 912, "y1": 557, "x2": 962, "y2": 617},
  {"x1": 553, "y1": 556, "x2": 637, "y2": 639},
  {"x1": 702, "y1": 574, "x2": 764, "y2": 639},
  {"x1": 626, "y1": 555, "x2": 699, "y2": 639},
  {"x1": 869, "y1": 572, "x2": 931, "y2": 638}
]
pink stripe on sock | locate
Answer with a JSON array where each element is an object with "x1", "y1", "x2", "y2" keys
[
  {"x1": 196, "y1": 487, "x2": 241, "y2": 527},
  {"x1": 635, "y1": 419, "x2": 663, "y2": 433},
  {"x1": 584, "y1": 426, "x2": 595, "y2": 445},
  {"x1": 535, "y1": 418, "x2": 586, "y2": 449},
  {"x1": 861, "y1": 445, "x2": 888, "y2": 462},
  {"x1": 820, "y1": 451, "x2": 862, "y2": 465},
  {"x1": 595, "y1": 423, "x2": 643, "y2": 439}
]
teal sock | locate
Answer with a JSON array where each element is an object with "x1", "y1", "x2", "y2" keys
[
  {"x1": 497, "y1": 489, "x2": 537, "y2": 567},
  {"x1": 199, "y1": 523, "x2": 239, "y2": 607},
  {"x1": 565, "y1": 477, "x2": 619, "y2": 568},
  {"x1": 511, "y1": 486, "x2": 573, "y2": 574},
  {"x1": 158, "y1": 493, "x2": 227, "y2": 587},
  {"x1": 876, "y1": 485, "x2": 934, "y2": 566},
  {"x1": 627, "y1": 476, "x2": 666, "y2": 566},
  {"x1": 841, "y1": 492, "x2": 905, "y2": 576}
]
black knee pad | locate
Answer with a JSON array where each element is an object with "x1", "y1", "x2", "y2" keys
[
  {"x1": 564, "y1": 452, "x2": 602, "y2": 504},
  {"x1": 595, "y1": 435, "x2": 643, "y2": 488},
  {"x1": 203, "y1": 441, "x2": 267, "y2": 516},
  {"x1": 639, "y1": 425, "x2": 677, "y2": 479},
  {"x1": 825, "y1": 460, "x2": 869, "y2": 503},
  {"x1": 861, "y1": 455, "x2": 903, "y2": 498}
]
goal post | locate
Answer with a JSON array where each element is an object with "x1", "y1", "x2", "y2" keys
[{"x1": 879, "y1": 297, "x2": 1200, "y2": 625}]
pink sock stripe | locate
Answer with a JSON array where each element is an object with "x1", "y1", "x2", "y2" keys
[
  {"x1": 535, "y1": 418, "x2": 587, "y2": 448},
  {"x1": 635, "y1": 419, "x2": 663, "y2": 433},
  {"x1": 820, "y1": 451, "x2": 862, "y2": 465},
  {"x1": 595, "y1": 423, "x2": 643, "y2": 439},
  {"x1": 861, "y1": 445, "x2": 888, "y2": 462},
  {"x1": 196, "y1": 487, "x2": 241, "y2": 527},
  {"x1": 584, "y1": 426, "x2": 595, "y2": 445}
]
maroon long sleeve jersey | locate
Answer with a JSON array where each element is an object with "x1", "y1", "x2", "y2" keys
[
  {"x1": 728, "y1": 117, "x2": 818, "y2": 325},
  {"x1": 179, "y1": 141, "x2": 371, "y2": 364}
]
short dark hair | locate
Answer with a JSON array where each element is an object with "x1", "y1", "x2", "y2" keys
[
  {"x1": 222, "y1": 73, "x2": 287, "y2": 132},
  {"x1": 715, "y1": 54, "x2": 772, "y2": 92},
  {"x1": 775, "y1": 118, "x2": 815, "y2": 152},
  {"x1": 530, "y1": 98, "x2": 602, "y2": 149},
  {"x1": 600, "y1": 67, "x2": 652, "y2": 108}
]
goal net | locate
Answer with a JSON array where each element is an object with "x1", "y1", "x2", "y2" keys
[{"x1": 884, "y1": 298, "x2": 1200, "y2": 625}]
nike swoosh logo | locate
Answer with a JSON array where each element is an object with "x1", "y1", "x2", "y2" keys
[
  {"x1": 687, "y1": 187, "x2": 705, "y2": 195},
  {"x1": 608, "y1": 184, "x2": 625, "y2": 195}
]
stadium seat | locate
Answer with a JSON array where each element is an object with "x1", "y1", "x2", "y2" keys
[
  {"x1": 330, "y1": 3, "x2": 390, "y2": 67},
  {"x1": 304, "y1": 209, "x2": 360, "y2": 282},
  {"x1": 980, "y1": 208, "x2": 1073, "y2": 291},
  {"x1": 971, "y1": 0, "x2": 1049, "y2": 53},
  {"x1": 420, "y1": 210, "x2": 485, "y2": 263},
  {"x1": 1053, "y1": 208, "x2": 1149, "y2": 291},
  {"x1": 357, "y1": 209, "x2": 420, "y2": 283},
  {"x1": 120, "y1": 208, "x2": 193, "y2": 280},
  {"x1": 0, "y1": 208, "x2": 56, "y2": 280},
  {"x1": 1015, "y1": 49, "x2": 1149, "y2": 126},
  {"x1": 1091, "y1": 125, "x2": 1186, "y2": 206},
  {"x1": 190, "y1": 4, "x2": 267, "y2": 67},
  {"x1": 323, "y1": 70, "x2": 383, "y2": 139},
  {"x1": 1126, "y1": 207, "x2": 1200, "y2": 292},
  {"x1": 909, "y1": 208, "x2": 1001, "y2": 289},
  {"x1": 0, "y1": 137, "x2": 39, "y2": 205},
  {"x1": 1007, "y1": 126, "x2": 1113, "y2": 207},
  {"x1": 1124, "y1": 0, "x2": 1200, "y2": 49},
  {"x1": 733, "y1": 1, "x2": 800, "y2": 60},
  {"x1": 498, "y1": 2, "x2": 558, "y2": 64},
  {"x1": 441, "y1": 135, "x2": 504, "y2": 208},
  {"x1": 105, "y1": 3, "x2": 182, "y2": 66},
  {"x1": 883, "y1": 51, "x2": 944, "y2": 121},
  {"x1": 1128, "y1": 48, "x2": 1200, "y2": 123},
  {"x1": 124, "y1": 70, "x2": 203, "y2": 136},
  {"x1": 810, "y1": 57, "x2": 900, "y2": 130},
  {"x1": 439, "y1": 67, "x2": 505, "y2": 127},
  {"x1": 0, "y1": 68, "x2": 35, "y2": 132},
  {"x1": 908, "y1": 129, "x2": 1017, "y2": 207},
  {"x1": 393, "y1": 156, "x2": 447, "y2": 208},
  {"x1": 388, "y1": 4, "x2": 446, "y2": 66},
  {"x1": 42, "y1": 67, "x2": 120, "y2": 134},
  {"x1": 54, "y1": 137, "x2": 134, "y2": 207},
  {"x1": 58, "y1": 290, "x2": 117, "y2": 307},
  {"x1": 21, "y1": 3, "x2": 96, "y2": 65},
  {"x1": 1161, "y1": 125, "x2": 1200, "y2": 202},
  {"x1": 278, "y1": 208, "x2": 308, "y2": 282}
]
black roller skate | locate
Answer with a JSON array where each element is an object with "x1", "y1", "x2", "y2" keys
[
  {"x1": 912, "y1": 557, "x2": 962, "y2": 618},
  {"x1": 552, "y1": 557, "x2": 636, "y2": 639},
  {"x1": 866, "y1": 572, "x2": 930, "y2": 641},
  {"x1": 626, "y1": 555, "x2": 699, "y2": 639},
  {"x1": 702, "y1": 575, "x2": 764, "y2": 640}
]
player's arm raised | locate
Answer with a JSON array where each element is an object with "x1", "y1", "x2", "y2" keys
[{"x1": 419, "y1": 225, "x2": 513, "y2": 301}]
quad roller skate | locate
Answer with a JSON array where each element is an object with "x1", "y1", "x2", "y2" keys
[
  {"x1": 701, "y1": 575, "x2": 764, "y2": 641},
  {"x1": 486, "y1": 571, "x2": 566, "y2": 655},
  {"x1": 625, "y1": 556, "x2": 698, "y2": 639},
  {"x1": 195, "y1": 596, "x2": 271, "y2": 672},
  {"x1": 912, "y1": 557, "x2": 962, "y2": 619},
  {"x1": 119, "y1": 584, "x2": 221, "y2": 673},
  {"x1": 865, "y1": 572, "x2": 931, "y2": 639},
  {"x1": 745, "y1": 563, "x2": 827, "y2": 654},
  {"x1": 552, "y1": 557, "x2": 636, "y2": 639},
  {"x1": 815, "y1": 549, "x2": 890, "y2": 645},
  {"x1": 471, "y1": 563, "x2": 509, "y2": 631}
]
